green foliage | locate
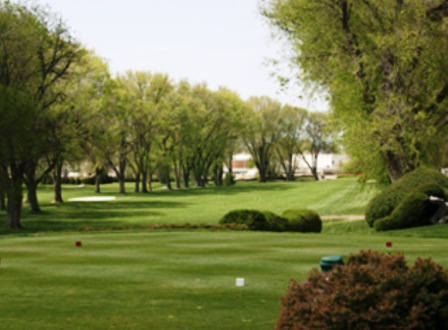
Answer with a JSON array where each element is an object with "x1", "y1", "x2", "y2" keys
[
  {"x1": 263, "y1": 211, "x2": 289, "y2": 232},
  {"x1": 282, "y1": 209, "x2": 322, "y2": 233},
  {"x1": 365, "y1": 167, "x2": 448, "y2": 227},
  {"x1": 276, "y1": 250, "x2": 448, "y2": 330},
  {"x1": 374, "y1": 184, "x2": 446, "y2": 231},
  {"x1": 219, "y1": 209, "x2": 269, "y2": 231},
  {"x1": 263, "y1": 0, "x2": 448, "y2": 181},
  {"x1": 223, "y1": 172, "x2": 236, "y2": 186}
]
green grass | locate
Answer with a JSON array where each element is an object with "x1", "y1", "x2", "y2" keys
[
  {"x1": 1, "y1": 178, "x2": 447, "y2": 329},
  {"x1": 1, "y1": 231, "x2": 448, "y2": 329},
  {"x1": 2, "y1": 178, "x2": 376, "y2": 233}
]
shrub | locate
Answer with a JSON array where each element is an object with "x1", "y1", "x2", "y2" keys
[
  {"x1": 263, "y1": 211, "x2": 289, "y2": 232},
  {"x1": 219, "y1": 209, "x2": 269, "y2": 231},
  {"x1": 223, "y1": 172, "x2": 236, "y2": 186},
  {"x1": 365, "y1": 167, "x2": 448, "y2": 227},
  {"x1": 374, "y1": 184, "x2": 446, "y2": 231},
  {"x1": 282, "y1": 209, "x2": 322, "y2": 233},
  {"x1": 276, "y1": 250, "x2": 448, "y2": 330}
]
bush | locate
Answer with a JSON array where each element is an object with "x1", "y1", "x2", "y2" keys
[
  {"x1": 219, "y1": 209, "x2": 269, "y2": 231},
  {"x1": 282, "y1": 209, "x2": 322, "y2": 233},
  {"x1": 223, "y1": 172, "x2": 236, "y2": 186},
  {"x1": 365, "y1": 167, "x2": 448, "y2": 227},
  {"x1": 374, "y1": 184, "x2": 446, "y2": 231},
  {"x1": 276, "y1": 250, "x2": 448, "y2": 330},
  {"x1": 263, "y1": 211, "x2": 289, "y2": 232}
]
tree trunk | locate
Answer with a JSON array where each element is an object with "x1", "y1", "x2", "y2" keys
[
  {"x1": 174, "y1": 161, "x2": 181, "y2": 189},
  {"x1": 23, "y1": 160, "x2": 41, "y2": 213},
  {"x1": 384, "y1": 151, "x2": 410, "y2": 182},
  {"x1": 141, "y1": 170, "x2": 148, "y2": 193},
  {"x1": 6, "y1": 165, "x2": 24, "y2": 229},
  {"x1": 52, "y1": 160, "x2": 64, "y2": 203},
  {"x1": 26, "y1": 181, "x2": 41, "y2": 213},
  {"x1": 0, "y1": 187, "x2": 5, "y2": 211},
  {"x1": 134, "y1": 171, "x2": 140, "y2": 193},
  {"x1": 183, "y1": 171, "x2": 190, "y2": 189},
  {"x1": 148, "y1": 172, "x2": 153, "y2": 192},
  {"x1": 165, "y1": 176, "x2": 172, "y2": 190},
  {"x1": 94, "y1": 167, "x2": 102, "y2": 194},
  {"x1": 114, "y1": 157, "x2": 127, "y2": 195},
  {"x1": 214, "y1": 165, "x2": 224, "y2": 186},
  {"x1": 258, "y1": 163, "x2": 268, "y2": 183}
]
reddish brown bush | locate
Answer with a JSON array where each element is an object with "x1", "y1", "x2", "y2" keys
[{"x1": 276, "y1": 250, "x2": 448, "y2": 330}]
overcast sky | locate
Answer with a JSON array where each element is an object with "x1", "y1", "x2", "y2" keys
[{"x1": 34, "y1": 0, "x2": 328, "y2": 111}]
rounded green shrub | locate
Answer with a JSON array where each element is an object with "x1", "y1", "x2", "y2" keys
[
  {"x1": 374, "y1": 184, "x2": 445, "y2": 231},
  {"x1": 219, "y1": 209, "x2": 269, "y2": 231},
  {"x1": 263, "y1": 211, "x2": 289, "y2": 232},
  {"x1": 365, "y1": 167, "x2": 448, "y2": 227},
  {"x1": 282, "y1": 209, "x2": 322, "y2": 233},
  {"x1": 276, "y1": 250, "x2": 448, "y2": 329}
]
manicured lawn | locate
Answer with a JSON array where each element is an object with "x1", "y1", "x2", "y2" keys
[
  {"x1": 1, "y1": 230, "x2": 448, "y2": 329},
  {"x1": 5, "y1": 178, "x2": 376, "y2": 233},
  {"x1": 1, "y1": 178, "x2": 447, "y2": 329}
]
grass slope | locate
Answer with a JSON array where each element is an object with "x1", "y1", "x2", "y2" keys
[{"x1": 2, "y1": 178, "x2": 375, "y2": 233}]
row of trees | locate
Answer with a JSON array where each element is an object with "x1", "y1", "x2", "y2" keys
[{"x1": 0, "y1": 2, "x2": 333, "y2": 229}]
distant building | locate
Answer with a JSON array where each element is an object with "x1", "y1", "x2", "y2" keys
[{"x1": 226, "y1": 152, "x2": 350, "y2": 180}]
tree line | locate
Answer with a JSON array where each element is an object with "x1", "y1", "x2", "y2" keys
[{"x1": 0, "y1": 2, "x2": 334, "y2": 229}]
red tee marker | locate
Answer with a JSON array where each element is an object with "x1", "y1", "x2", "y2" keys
[
  {"x1": 75, "y1": 241, "x2": 82, "y2": 247},
  {"x1": 386, "y1": 241, "x2": 392, "y2": 247}
]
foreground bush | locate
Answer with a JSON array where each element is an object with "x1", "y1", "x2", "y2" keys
[
  {"x1": 277, "y1": 250, "x2": 448, "y2": 330},
  {"x1": 282, "y1": 209, "x2": 322, "y2": 233},
  {"x1": 219, "y1": 209, "x2": 269, "y2": 231},
  {"x1": 365, "y1": 167, "x2": 448, "y2": 227}
]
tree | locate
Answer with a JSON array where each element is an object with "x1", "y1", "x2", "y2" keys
[
  {"x1": 120, "y1": 71, "x2": 173, "y2": 193},
  {"x1": 243, "y1": 97, "x2": 282, "y2": 182},
  {"x1": 0, "y1": 2, "x2": 81, "y2": 228},
  {"x1": 299, "y1": 112, "x2": 337, "y2": 180},
  {"x1": 263, "y1": 0, "x2": 448, "y2": 182},
  {"x1": 275, "y1": 106, "x2": 308, "y2": 181}
]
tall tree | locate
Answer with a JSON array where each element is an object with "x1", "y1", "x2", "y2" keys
[
  {"x1": 68, "y1": 52, "x2": 114, "y2": 195},
  {"x1": 121, "y1": 71, "x2": 173, "y2": 193},
  {"x1": 0, "y1": 2, "x2": 81, "y2": 228},
  {"x1": 263, "y1": 0, "x2": 448, "y2": 181},
  {"x1": 243, "y1": 97, "x2": 282, "y2": 183},
  {"x1": 299, "y1": 112, "x2": 336, "y2": 180},
  {"x1": 275, "y1": 105, "x2": 308, "y2": 181}
]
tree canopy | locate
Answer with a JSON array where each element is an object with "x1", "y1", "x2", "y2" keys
[{"x1": 262, "y1": 0, "x2": 448, "y2": 182}]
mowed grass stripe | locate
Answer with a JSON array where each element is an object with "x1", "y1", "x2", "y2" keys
[{"x1": 1, "y1": 231, "x2": 448, "y2": 329}]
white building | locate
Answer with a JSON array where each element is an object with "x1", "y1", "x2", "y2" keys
[{"x1": 227, "y1": 152, "x2": 349, "y2": 180}]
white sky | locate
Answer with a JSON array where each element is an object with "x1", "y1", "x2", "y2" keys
[{"x1": 34, "y1": 0, "x2": 328, "y2": 111}]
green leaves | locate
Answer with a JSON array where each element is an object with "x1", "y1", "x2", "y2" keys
[{"x1": 263, "y1": 0, "x2": 448, "y2": 181}]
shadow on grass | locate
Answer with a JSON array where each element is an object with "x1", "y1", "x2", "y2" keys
[{"x1": 0, "y1": 199, "x2": 188, "y2": 236}]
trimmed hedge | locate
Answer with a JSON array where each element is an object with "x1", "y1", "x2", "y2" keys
[
  {"x1": 263, "y1": 211, "x2": 289, "y2": 232},
  {"x1": 220, "y1": 209, "x2": 322, "y2": 233},
  {"x1": 365, "y1": 167, "x2": 448, "y2": 227},
  {"x1": 374, "y1": 183, "x2": 446, "y2": 231},
  {"x1": 219, "y1": 209, "x2": 269, "y2": 231},
  {"x1": 282, "y1": 209, "x2": 322, "y2": 233},
  {"x1": 276, "y1": 250, "x2": 448, "y2": 330}
]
